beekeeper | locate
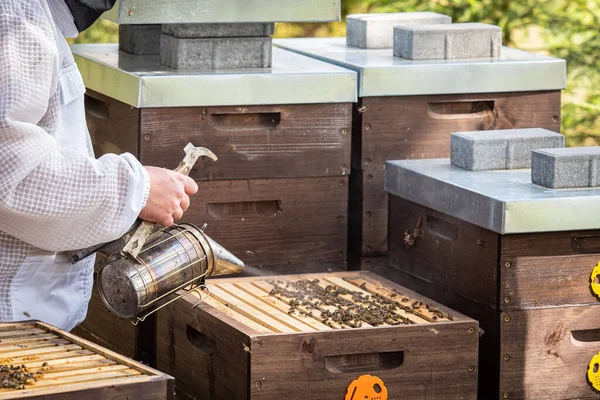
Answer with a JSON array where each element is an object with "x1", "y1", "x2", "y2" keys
[{"x1": 0, "y1": 0, "x2": 198, "y2": 331}]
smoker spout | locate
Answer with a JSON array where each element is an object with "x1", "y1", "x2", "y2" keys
[{"x1": 204, "y1": 234, "x2": 244, "y2": 277}]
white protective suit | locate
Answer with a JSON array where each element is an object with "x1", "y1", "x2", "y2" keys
[{"x1": 0, "y1": 0, "x2": 150, "y2": 331}]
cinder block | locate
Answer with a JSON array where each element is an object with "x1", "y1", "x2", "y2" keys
[
  {"x1": 119, "y1": 24, "x2": 162, "y2": 55},
  {"x1": 346, "y1": 12, "x2": 451, "y2": 49},
  {"x1": 160, "y1": 34, "x2": 272, "y2": 70},
  {"x1": 451, "y1": 128, "x2": 564, "y2": 171},
  {"x1": 394, "y1": 22, "x2": 502, "y2": 60},
  {"x1": 162, "y1": 23, "x2": 274, "y2": 38},
  {"x1": 532, "y1": 147, "x2": 600, "y2": 189}
]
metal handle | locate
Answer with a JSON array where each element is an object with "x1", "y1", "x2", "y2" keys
[{"x1": 122, "y1": 143, "x2": 217, "y2": 259}]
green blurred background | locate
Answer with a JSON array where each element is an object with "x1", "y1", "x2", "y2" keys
[{"x1": 71, "y1": 0, "x2": 599, "y2": 146}]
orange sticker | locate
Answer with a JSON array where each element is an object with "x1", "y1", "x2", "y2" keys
[{"x1": 345, "y1": 375, "x2": 388, "y2": 400}]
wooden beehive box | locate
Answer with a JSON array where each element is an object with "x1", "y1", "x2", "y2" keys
[
  {"x1": 71, "y1": 45, "x2": 356, "y2": 364},
  {"x1": 75, "y1": 45, "x2": 355, "y2": 274},
  {"x1": 383, "y1": 159, "x2": 600, "y2": 399},
  {"x1": 0, "y1": 321, "x2": 173, "y2": 399},
  {"x1": 156, "y1": 271, "x2": 479, "y2": 399},
  {"x1": 275, "y1": 37, "x2": 566, "y2": 261}
]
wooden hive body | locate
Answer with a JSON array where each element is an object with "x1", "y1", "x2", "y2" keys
[
  {"x1": 383, "y1": 196, "x2": 600, "y2": 399},
  {"x1": 156, "y1": 271, "x2": 479, "y2": 399},
  {"x1": 0, "y1": 322, "x2": 172, "y2": 400},
  {"x1": 349, "y1": 91, "x2": 561, "y2": 260}
]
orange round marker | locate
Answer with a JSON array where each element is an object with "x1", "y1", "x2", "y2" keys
[{"x1": 345, "y1": 375, "x2": 388, "y2": 400}]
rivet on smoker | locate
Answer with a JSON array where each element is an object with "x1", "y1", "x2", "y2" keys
[
  {"x1": 341, "y1": 128, "x2": 349, "y2": 135},
  {"x1": 468, "y1": 327, "x2": 475, "y2": 334},
  {"x1": 365, "y1": 123, "x2": 371, "y2": 130},
  {"x1": 144, "y1": 134, "x2": 150, "y2": 141},
  {"x1": 504, "y1": 316, "x2": 511, "y2": 323},
  {"x1": 503, "y1": 354, "x2": 510, "y2": 361},
  {"x1": 504, "y1": 296, "x2": 510, "y2": 303},
  {"x1": 468, "y1": 365, "x2": 475, "y2": 372},
  {"x1": 503, "y1": 393, "x2": 510, "y2": 399},
  {"x1": 504, "y1": 261, "x2": 511, "y2": 268}
]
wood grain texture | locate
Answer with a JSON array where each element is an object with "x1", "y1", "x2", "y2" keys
[
  {"x1": 84, "y1": 90, "x2": 139, "y2": 158},
  {"x1": 73, "y1": 283, "x2": 156, "y2": 366},
  {"x1": 157, "y1": 271, "x2": 478, "y2": 400},
  {"x1": 351, "y1": 90, "x2": 561, "y2": 255},
  {"x1": 182, "y1": 177, "x2": 348, "y2": 267},
  {"x1": 72, "y1": 285, "x2": 136, "y2": 360},
  {"x1": 500, "y1": 253, "x2": 600, "y2": 310},
  {"x1": 388, "y1": 196, "x2": 499, "y2": 308},
  {"x1": 250, "y1": 322, "x2": 478, "y2": 400},
  {"x1": 0, "y1": 322, "x2": 173, "y2": 400},
  {"x1": 157, "y1": 293, "x2": 252, "y2": 400},
  {"x1": 139, "y1": 104, "x2": 352, "y2": 180},
  {"x1": 500, "y1": 306, "x2": 600, "y2": 400},
  {"x1": 363, "y1": 265, "x2": 501, "y2": 400}
]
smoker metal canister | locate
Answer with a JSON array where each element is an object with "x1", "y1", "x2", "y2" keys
[{"x1": 97, "y1": 223, "x2": 243, "y2": 319}]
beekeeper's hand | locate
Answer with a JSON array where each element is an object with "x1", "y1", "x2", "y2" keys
[{"x1": 138, "y1": 167, "x2": 199, "y2": 226}]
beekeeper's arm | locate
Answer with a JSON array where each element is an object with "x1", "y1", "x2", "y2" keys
[{"x1": 0, "y1": 4, "x2": 197, "y2": 253}]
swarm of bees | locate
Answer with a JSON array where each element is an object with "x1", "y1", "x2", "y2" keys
[
  {"x1": 269, "y1": 279, "x2": 417, "y2": 328},
  {"x1": 0, "y1": 363, "x2": 46, "y2": 390}
]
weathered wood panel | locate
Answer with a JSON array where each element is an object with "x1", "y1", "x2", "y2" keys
[
  {"x1": 388, "y1": 196, "x2": 499, "y2": 308},
  {"x1": 183, "y1": 177, "x2": 348, "y2": 267},
  {"x1": 73, "y1": 282, "x2": 156, "y2": 366},
  {"x1": 158, "y1": 271, "x2": 478, "y2": 400},
  {"x1": 84, "y1": 91, "x2": 139, "y2": 158},
  {"x1": 352, "y1": 90, "x2": 561, "y2": 255},
  {"x1": 0, "y1": 321, "x2": 172, "y2": 400},
  {"x1": 500, "y1": 253, "x2": 600, "y2": 310},
  {"x1": 500, "y1": 306, "x2": 600, "y2": 399},
  {"x1": 139, "y1": 104, "x2": 352, "y2": 180}
]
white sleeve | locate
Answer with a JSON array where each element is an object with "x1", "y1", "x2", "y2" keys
[{"x1": 0, "y1": 4, "x2": 150, "y2": 252}]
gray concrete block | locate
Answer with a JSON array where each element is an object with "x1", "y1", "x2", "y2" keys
[
  {"x1": 160, "y1": 34, "x2": 272, "y2": 70},
  {"x1": 119, "y1": 24, "x2": 162, "y2": 55},
  {"x1": 346, "y1": 12, "x2": 451, "y2": 49},
  {"x1": 532, "y1": 147, "x2": 600, "y2": 189},
  {"x1": 162, "y1": 23, "x2": 274, "y2": 38},
  {"x1": 451, "y1": 128, "x2": 565, "y2": 171},
  {"x1": 394, "y1": 22, "x2": 502, "y2": 60}
]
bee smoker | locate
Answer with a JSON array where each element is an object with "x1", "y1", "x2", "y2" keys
[
  {"x1": 68, "y1": 143, "x2": 244, "y2": 323},
  {"x1": 97, "y1": 222, "x2": 244, "y2": 322}
]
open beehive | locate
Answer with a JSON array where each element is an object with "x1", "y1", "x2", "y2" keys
[
  {"x1": 203, "y1": 273, "x2": 452, "y2": 332},
  {"x1": 157, "y1": 271, "x2": 478, "y2": 399},
  {"x1": 0, "y1": 322, "x2": 172, "y2": 399}
]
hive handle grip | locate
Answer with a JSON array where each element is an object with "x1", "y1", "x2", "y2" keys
[
  {"x1": 571, "y1": 329, "x2": 600, "y2": 349},
  {"x1": 324, "y1": 351, "x2": 404, "y2": 374},
  {"x1": 208, "y1": 110, "x2": 281, "y2": 131},
  {"x1": 84, "y1": 94, "x2": 109, "y2": 119},
  {"x1": 207, "y1": 200, "x2": 282, "y2": 219},
  {"x1": 426, "y1": 214, "x2": 459, "y2": 241},
  {"x1": 186, "y1": 325, "x2": 216, "y2": 355},
  {"x1": 572, "y1": 235, "x2": 600, "y2": 254},
  {"x1": 428, "y1": 100, "x2": 495, "y2": 120}
]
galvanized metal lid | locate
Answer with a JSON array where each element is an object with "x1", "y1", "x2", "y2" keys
[
  {"x1": 274, "y1": 37, "x2": 566, "y2": 97},
  {"x1": 72, "y1": 44, "x2": 357, "y2": 108},
  {"x1": 385, "y1": 158, "x2": 600, "y2": 234},
  {"x1": 103, "y1": 0, "x2": 341, "y2": 24}
]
